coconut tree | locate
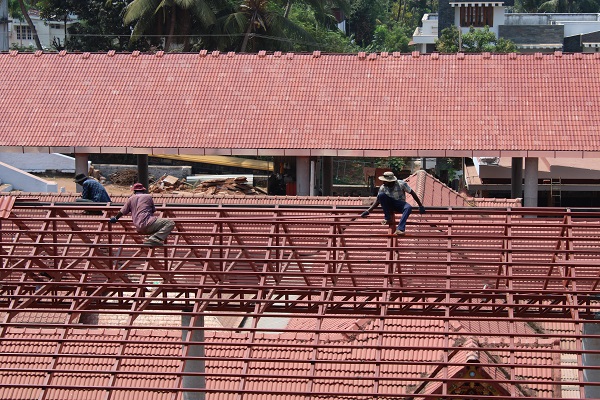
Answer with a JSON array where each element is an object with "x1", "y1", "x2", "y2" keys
[
  {"x1": 282, "y1": 0, "x2": 350, "y2": 24},
  {"x1": 123, "y1": 0, "x2": 218, "y2": 51},
  {"x1": 223, "y1": 0, "x2": 311, "y2": 52},
  {"x1": 10, "y1": 0, "x2": 42, "y2": 49}
]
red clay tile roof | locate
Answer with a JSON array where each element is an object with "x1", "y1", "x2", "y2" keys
[
  {"x1": 0, "y1": 196, "x2": 15, "y2": 219},
  {"x1": 0, "y1": 321, "x2": 560, "y2": 399},
  {"x1": 0, "y1": 200, "x2": 594, "y2": 398},
  {"x1": 2, "y1": 51, "x2": 600, "y2": 157}
]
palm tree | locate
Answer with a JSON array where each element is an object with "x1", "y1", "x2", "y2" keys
[
  {"x1": 223, "y1": 0, "x2": 311, "y2": 52},
  {"x1": 123, "y1": 0, "x2": 218, "y2": 51},
  {"x1": 10, "y1": 0, "x2": 42, "y2": 49},
  {"x1": 283, "y1": 0, "x2": 350, "y2": 24},
  {"x1": 537, "y1": 0, "x2": 569, "y2": 12}
]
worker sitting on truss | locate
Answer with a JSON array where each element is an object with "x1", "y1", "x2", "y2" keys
[
  {"x1": 108, "y1": 183, "x2": 175, "y2": 246},
  {"x1": 360, "y1": 171, "x2": 425, "y2": 236},
  {"x1": 74, "y1": 173, "x2": 111, "y2": 215}
]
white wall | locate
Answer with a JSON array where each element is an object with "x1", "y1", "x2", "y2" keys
[
  {"x1": 0, "y1": 161, "x2": 58, "y2": 192},
  {"x1": 455, "y1": 6, "x2": 506, "y2": 37},
  {"x1": 8, "y1": 12, "x2": 76, "y2": 49},
  {"x1": 0, "y1": 153, "x2": 83, "y2": 173}
]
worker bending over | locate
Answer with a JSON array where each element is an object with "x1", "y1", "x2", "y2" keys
[{"x1": 109, "y1": 183, "x2": 175, "y2": 246}]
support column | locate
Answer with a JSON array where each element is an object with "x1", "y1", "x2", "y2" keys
[
  {"x1": 182, "y1": 314, "x2": 205, "y2": 400},
  {"x1": 74, "y1": 153, "x2": 89, "y2": 194},
  {"x1": 322, "y1": 157, "x2": 333, "y2": 196},
  {"x1": 511, "y1": 157, "x2": 523, "y2": 199},
  {"x1": 583, "y1": 322, "x2": 600, "y2": 399},
  {"x1": 0, "y1": 0, "x2": 8, "y2": 52},
  {"x1": 296, "y1": 156, "x2": 310, "y2": 196},
  {"x1": 310, "y1": 160, "x2": 315, "y2": 196},
  {"x1": 137, "y1": 154, "x2": 149, "y2": 190},
  {"x1": 524, "y1": 157, "x2": 539, "y2": 207}
]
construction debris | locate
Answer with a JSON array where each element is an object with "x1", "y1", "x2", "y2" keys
[
  {"x1": 103, "y1": 169, "x2": 266, "y2": 196},
  {"x1": 108, "y1": 169, "x2": 139, "y2": 186},
  {"x1": 192, "y1": 176, "x2": 264, "y2": 195},
  {"x1": 146, "y1": 176, "x2": 266, "y2": 195},
  {"x1": 148, "y1": 174, "x2": 189, "y2": 193},
  {"x1": 88, "y1": 166, "x2": 107, "y2": 183}
]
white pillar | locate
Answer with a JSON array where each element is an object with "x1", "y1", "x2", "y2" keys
[
  {"x1": 74, "y1": 153, "x2": 89, "y2": 194},
  {"x1": 583, "y1": 322, "x2": 600, "y2": 399},
  {"x1": 524, "y1": 157, "x2": 538, "y2": 207},
  {"x1": 182, "y1": 314, "x2": 205, "y2": 400},
  {"x1": 296, "y1": 156, "x2": 310, "y2": 196}
]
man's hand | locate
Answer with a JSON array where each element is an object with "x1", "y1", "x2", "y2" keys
[
  {"x1": 109, "y1": 217, "x2": 118, "y2": 224},
  {"x1": 419, "y1": 206, "x2": 426, "y2": 214},
  {"x1": 360, "y1": 210, "x2": 369, "y2": 218}
]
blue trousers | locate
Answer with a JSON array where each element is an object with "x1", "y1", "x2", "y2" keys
[{"x1": 377, "y1": 193, "x2": 413, "y2": 232}]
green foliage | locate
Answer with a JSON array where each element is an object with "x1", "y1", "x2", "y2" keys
[
  {"x1": 8, "y1": 0, "x2": 26, "y2": 19},
  {"x1": 124, "y1": 0, "x2": 220, "y2": 51},
  {"x1": 66, "y1": 0, "x2": 147, "y2": 52},
  {"x1": 222, "y1": 0, "x2": 312, "y2": 52},
  {"x1": 375, "y1": 157, "x2": 406, "y2": 173},
  {"x1": 514, "y1": 0, "x2": 599, "y2": 12},
  {"x1": 436, "y1": 25, "x2": 517, "y2": 53},
  {"x1": 347, "y1": 0, "x2": 388, "y2": 47},
  {"x1": 365, "y1": 23, "x2": 412, "y2": 53},
  {"x1": 288, "y1": 4, "x2": 359, "y2": 52},
  {"x1": 26, "y1": 0, "x2": 447, "y2": 53},
  {"x1": 435, "y1": 24, "x2": 459, "y2": 53},
  {"x1": 390, "y1": 0, "x2": 437, "y2": 28},
  {"x1": 36, "y1": 0, "x2": 73, "y2": 21},
  {"x1": 10, "y1": 42, "x2": 37, "y2": 51}
]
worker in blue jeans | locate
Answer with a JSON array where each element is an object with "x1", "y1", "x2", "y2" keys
[{"x1": 360, "y1": 171, "x2": 425, "y2": 235}]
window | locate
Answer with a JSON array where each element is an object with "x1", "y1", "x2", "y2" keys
[
  {"x1": 15, "y1": 25, "x2": 33, "y2": 40},
  {"x1": 460, "y1": 5, "x2": 493, "y2": 27},
  {"x1": 49, "y1": 24, "x2": 62, "y2": 30}
]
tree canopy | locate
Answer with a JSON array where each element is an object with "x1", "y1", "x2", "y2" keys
[
  {"x1": 436, "y1": 26, "x2": 517, "y2": 53},
  {"x1": 21, "y1": 0, "x2": 600, "y2": 53},
  {"x1": 19, "y1": 0, "x2": 440, "y2": 52}
]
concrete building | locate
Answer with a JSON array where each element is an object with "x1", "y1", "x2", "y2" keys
[
  {"x1": 9, "y1": 9, "x2": 76, "y2": 50},
  {"x1": 412, "y1": 1, "x2": 600, "y2": 53}
]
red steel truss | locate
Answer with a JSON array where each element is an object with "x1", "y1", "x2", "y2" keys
[{"x1": 1, "y1": 200, "x2": 600, "y2": 399}]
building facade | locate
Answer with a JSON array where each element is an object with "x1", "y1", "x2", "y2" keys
[{"x1": 8, "y1": 9, "x2": 76, "y2": 50}]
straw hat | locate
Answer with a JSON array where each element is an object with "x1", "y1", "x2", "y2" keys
[{"x1": 378, "y1": 171, "x2": 397, "y2": 182}]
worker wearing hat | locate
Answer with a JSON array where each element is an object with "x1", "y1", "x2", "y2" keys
[
  {"x1": 360, "y1": 171, "x2": 425, "y2": 235},
  {"x1": 109, "y1": 182, "x2": 175, "y2": 246},
  {"x1": 74, "y1": 173, "x2": 111, "y2": 213}
]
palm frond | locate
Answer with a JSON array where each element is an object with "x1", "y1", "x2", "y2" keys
[
  {"x1": 537, "y1": 0, "x2": 558, "y2": 12},
  {"x1": 124, "y1": 0, "x2": 161, "y2": 24},
  {"x1": 223, "y1": 12, "x2": 249, "y2": 35},
  {"x1": 185, "y1": 0, "x2": 217, "y2": 26}
]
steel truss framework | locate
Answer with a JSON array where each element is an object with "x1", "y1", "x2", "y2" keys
[{"x1": 1, "y1": 201, "x2": 600, "y2": 399}]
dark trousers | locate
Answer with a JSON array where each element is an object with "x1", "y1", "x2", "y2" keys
[{"x1": 377, "y1": 192, "x2": 412, "y2": 232}]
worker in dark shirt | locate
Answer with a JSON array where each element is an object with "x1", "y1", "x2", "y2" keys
[
  {"x1": 75, "y1": 173, "x2": 111, "y2": 203},
  {"x1": 74, "y1": 174, "x2": 111, "y2": 215}
]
